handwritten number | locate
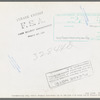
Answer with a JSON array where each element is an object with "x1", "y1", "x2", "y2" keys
[
  {"x1": 59, "y1": 44, "x2": 67, "y2": 51},
  {"x1": 54, "y1": 46, "x2": 60, "y2": 52},
  {"x1": 47, "y1": 48, "x2": 52, "y2": 55},
  {"x1": 39, "y1": 51, "x2": 44, "y2": 57},
  {"x1": 66, "y1": 42, "x2": 73, "y2": 49},
  {"x1": 33, "y1": 53, "x2": 38, "y2": 60}
]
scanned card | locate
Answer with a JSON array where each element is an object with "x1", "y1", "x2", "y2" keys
[{"x1": 0, "y1": 2, "x2": 100, "y2": 98}]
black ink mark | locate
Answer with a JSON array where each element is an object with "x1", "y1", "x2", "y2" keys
[{"x1": 36, "y1": 24, "x2": 52, "y2": 30}]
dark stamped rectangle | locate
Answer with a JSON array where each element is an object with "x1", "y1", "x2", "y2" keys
[{"x1": 46, "y1": 61, "x2": 93, "y2": 88}]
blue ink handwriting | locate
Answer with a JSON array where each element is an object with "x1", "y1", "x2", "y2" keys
[
  {"x1": 80, "y1": 6, "x2": 89, "y2": 26},
  {"x1": 8, "y1": 55, "x2": 21, "y2": 72}
]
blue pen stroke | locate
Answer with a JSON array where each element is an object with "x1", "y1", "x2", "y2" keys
[
  {"x1": 80, "y1": 6, "x2": 89, "y2": 26},
  {"x1": 8, "y1": 55, "x2": 21, "y2": 72}
]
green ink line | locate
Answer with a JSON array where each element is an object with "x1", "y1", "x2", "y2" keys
[
  {"x1": 56, "y1": 13, "x2": 100, "y2": 16},
  {"x1": 53, "y1": 16, "x2": 55, "y2": 41},
  {"x1": 64, "y1": 26, "x2": 74, "y2": 27},
  {"x1": 53, "y1": 39, "x2": 88, "y2": 42}
]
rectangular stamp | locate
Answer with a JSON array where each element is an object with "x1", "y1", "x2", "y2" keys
[
  {"x1": 46, "y1": 61, "x2": 93, "y2": 88},
  {"x1": 16, "y1": 11, "x2": 52, "y2": 38},
  {"x1": 53, "y1": 13, "x2": 100, "y2": 42}
]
